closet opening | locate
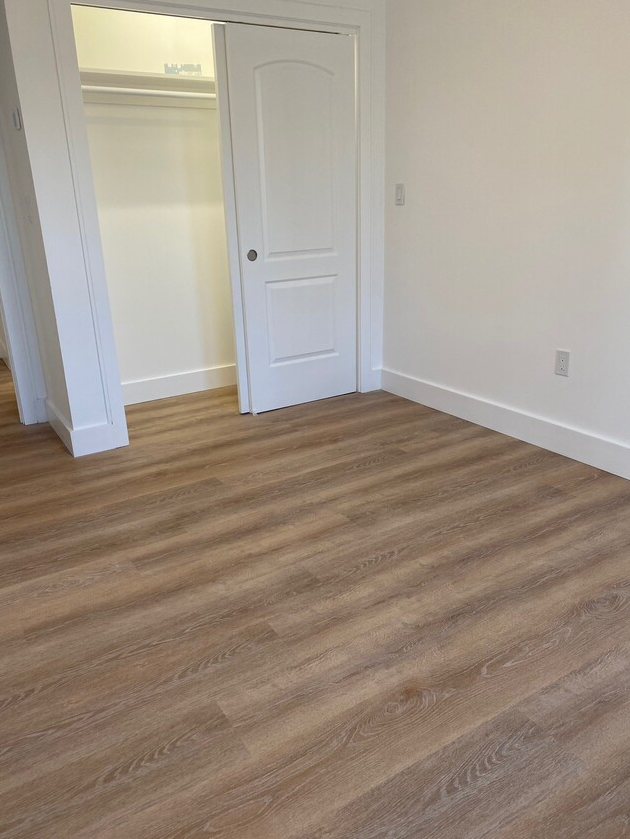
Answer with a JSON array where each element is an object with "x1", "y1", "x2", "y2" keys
[{"x1": 71, "y1": 6, "x2": 236, "y2": 411}]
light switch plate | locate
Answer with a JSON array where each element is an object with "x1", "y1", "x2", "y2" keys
[{"x1": 395, "y1": 183, "x2": 405, "y2": 206}]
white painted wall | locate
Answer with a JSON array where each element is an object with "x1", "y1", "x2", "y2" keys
[
  {"x1": 383, "y1": 0, "x2": 630, "y2": 479},
  {"x1": 74, "y1": 7, "x2": 235, "y2": 405},
  {"x1": 71, "y1": 6, "x2": 215, "y2": 78},
  {"x1": 83, "y1": 96, "x2": 235, "y2": 404}
]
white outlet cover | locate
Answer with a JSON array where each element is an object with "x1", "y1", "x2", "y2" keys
[{"x1": 555, "y1": 350, "x2": 570, "y2": 377}]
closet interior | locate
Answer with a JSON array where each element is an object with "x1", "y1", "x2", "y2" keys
[{"x1": 71, "y1": 6, "x2": 236, "y2": 407}]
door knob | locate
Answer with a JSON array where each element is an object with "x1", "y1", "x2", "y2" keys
[{"x1": 247, "y1": 249, "x2": 258, "y2": 262}]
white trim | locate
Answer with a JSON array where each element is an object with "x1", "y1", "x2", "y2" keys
[
  {"x1": 122, "y1": 364, "x2": 237, "y2": 405},
  {"x1": 358, "y1": 4, "x2": 384, "y2": 394},
  {"x1": 47, "y1": 0, "x2": 130, "y2": 449},
  {"x1": 370, "y1": 365, "x2": 382, "y2": 389},
  {"x1": 382, "y1": 368, "x2": 630, "y2": 482},
  {"x1": 45, "y1": 398, "x2": 74, "y2": 452},
  {"x1": 46, "y1": 397, "x2": 129, "y2": 456}
]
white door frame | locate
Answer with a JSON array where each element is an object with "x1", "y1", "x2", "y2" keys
[
  {"x1": 0, "y1": 132, "x2": 47, "y2": 425},
  {"x1": 4, "y1": 0, "x2": 384, "y2": 451}
]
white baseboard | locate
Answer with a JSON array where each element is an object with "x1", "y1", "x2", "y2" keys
[
  {"x1": 46, "y1": 399, "x2": 129, "y2": 457},
  {"x1": 361, "y1": 366, "x2": 383, "y2": 393},
  {"x1": 122, "y1": 364, "x2": 237, "y2": 407},
  {"x1": 382, "y1": 368, "x2": 630, "y2": 481},
  {"x1": 45, "y1": 399, "x2": 72, "y2": 452}
]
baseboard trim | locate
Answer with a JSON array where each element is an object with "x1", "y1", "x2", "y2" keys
[
  {"x1": 46, "y1": 399, "x2": 129, "y2": 457},
  {"x1": 46, "y1": 399, "x2": 73, "y2": 453},
  {"x1": 382, "y1": 368, "x2": 630, "y2": 481},
  {"x1": 361, "y1": 366, "x2": 383, "y2": 393},
  {"x1": 122, "y1": 365, "x2": 237, "y2": 407}
]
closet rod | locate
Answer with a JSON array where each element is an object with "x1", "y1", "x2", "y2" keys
[{"x1": 81, "y1": 85, "x2": 216, "y2": 101}]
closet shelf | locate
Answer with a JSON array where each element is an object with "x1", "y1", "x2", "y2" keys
[
  {"x1": 81, "y1": 85, "x2": 216, "y2": 100},
  {"x1": 79, "y1": 69, "x2": 217, "y2": 102}
]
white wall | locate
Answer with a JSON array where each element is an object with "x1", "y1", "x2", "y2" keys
[
  {"x1": 384, "y1": 0, "x2": 630, "y2": 479},
  {"x1": 83, "y1": 95, "x2": 235, "y2": 403},
  {"x1": 74, "y1": 7, "x2": 235, "y2": 405},
  {"x1": 71, "y1": 6, "x2": 215, "y2": 78}
]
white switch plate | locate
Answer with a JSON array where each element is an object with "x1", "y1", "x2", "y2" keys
[{"x1": 395, "y1": 183, "x2": 405, "y2": 206}]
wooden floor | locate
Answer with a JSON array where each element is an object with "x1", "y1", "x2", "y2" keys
[{"x1": 2, "y1": 362, "x2": 630, "y2": 838}]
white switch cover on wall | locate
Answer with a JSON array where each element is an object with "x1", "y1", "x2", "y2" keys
[{"x1": 395, "y1": 183, "x2": 405, "y2": 206}]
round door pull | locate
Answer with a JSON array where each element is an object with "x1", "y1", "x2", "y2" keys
[{"x1": 247, "y1": 249, "x2": 258, "y2": 262}]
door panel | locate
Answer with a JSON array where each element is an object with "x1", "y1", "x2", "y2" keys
[
  {"x1": 222, "y1": 23, "x2": 357, "y2": 413},
  {"x1": 266, "y1": 275, "x2": 337, "y2": 364},
  {"x1": 257, "y1": 62, "x2": 335, "y2": 257}
]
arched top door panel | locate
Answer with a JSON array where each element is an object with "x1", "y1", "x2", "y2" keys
[{"x1": 254, "y1": 60, "x2": 336, "y2": 259}]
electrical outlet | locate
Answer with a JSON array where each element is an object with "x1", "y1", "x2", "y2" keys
[{"x1": 555, "y1": 350, "x2": 570, "y2": 377}]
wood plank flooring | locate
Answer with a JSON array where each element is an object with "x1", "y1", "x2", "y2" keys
[{"x1": 2, "y1": 360, "x2": 630, "y2": 838}]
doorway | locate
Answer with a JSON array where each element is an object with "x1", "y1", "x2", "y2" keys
[{"x1": 70, "y1": 4, "x2": 360, "y2": 427}]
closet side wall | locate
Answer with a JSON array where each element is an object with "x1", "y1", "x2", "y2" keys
[{"x1": 73, "y1": 9, "x2": 235, "y2": 405}]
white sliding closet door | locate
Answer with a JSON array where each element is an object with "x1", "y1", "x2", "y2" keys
[{"x1": 220, "y1": 23, "x2": 357, "y2": 414}]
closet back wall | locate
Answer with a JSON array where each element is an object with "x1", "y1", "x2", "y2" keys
[{"x1": 72, "y1": 8, "x2": 236, "y2": 406}]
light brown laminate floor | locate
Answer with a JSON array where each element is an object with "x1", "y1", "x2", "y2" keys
[{"x1": 2, "y1": 361, "x2": 630, "y2": 838}]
